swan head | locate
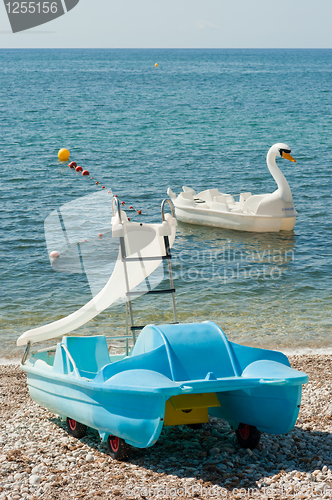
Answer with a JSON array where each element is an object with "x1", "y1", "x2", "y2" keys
[{"x1": 268, "y1": 143, "x2": 296, "y2": 163}]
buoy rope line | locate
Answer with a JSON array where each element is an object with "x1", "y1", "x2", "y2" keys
[
  {"x1": 53, "y1": 149, "x2": 157, "y2": 263},
  {"x1": 49, "y1": 225, "x2": 114, "y2": 264},
  {"x1": 67, "y1": 160, "x2": 144, "y2": 220}
]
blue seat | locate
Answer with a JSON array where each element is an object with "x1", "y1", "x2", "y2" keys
[
  {"x1": 63, "y1": 336, "x2": 110, "y2": 374},
  {"x1": 132, "y1": 322, "x2": 237, "y2": 382}
]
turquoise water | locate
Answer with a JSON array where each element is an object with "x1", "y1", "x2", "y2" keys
[{"x1": 1, "y1": 49, "x2": 332, "y2": 360}]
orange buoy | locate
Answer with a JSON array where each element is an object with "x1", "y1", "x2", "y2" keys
[
  {"x1": 96, "y1": 181, "x2": 99, "y2": 185},
  {"x1": 102, "y1": 186, "x2": 105, "y2": 189},
  {"x1": 127, "y1": 217, "x2": 130, "y2": 221},
  {"x1": 98, "y1": 233, "x2": 103, "y2": 238},
  {"x1": 68, "y1": 162, "x2": 76, "y2": 169},
  {"x1": 121, "y1": 201, "x2": 125, "y2": 205},
  {"x1": 129, "y1": 206, "x2": 133, "y2": 209},
  {"x1": 75, "y1": 166, "x2": 83, "y2": 172},
  {"x1": 137, "y1": 210, "x2": 142, "y2": 215},
  {"x1": 82, "y1": 170, "x2": 89, "y2": 176}
]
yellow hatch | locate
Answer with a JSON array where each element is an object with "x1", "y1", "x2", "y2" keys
[{"x1": 164, "y1": 393, "x2": 220, "y2": 426}]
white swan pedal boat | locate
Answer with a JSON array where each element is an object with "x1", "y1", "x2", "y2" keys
[{"x1": 168, "y1": 143, "x2": 298, "y2": 233}]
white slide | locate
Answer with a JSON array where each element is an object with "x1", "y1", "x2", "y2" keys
[{"x1": 17, "y1": 210, "x2": 176, "y2": 346}]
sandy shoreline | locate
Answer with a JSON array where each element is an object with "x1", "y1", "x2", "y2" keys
[{"x1": 1, "y1": 355, "x2": 332, "y2": 499}]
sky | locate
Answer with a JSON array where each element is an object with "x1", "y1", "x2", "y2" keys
[{"x1": 0, "y1": 0, "x2": 332, "y2": 49}]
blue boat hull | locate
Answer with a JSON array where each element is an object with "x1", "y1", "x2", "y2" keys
[{"x1": 22, "y1": 322, "x2": 308, "y2": 448}]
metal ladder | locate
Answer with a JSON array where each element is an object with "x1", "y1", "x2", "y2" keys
[{"x1": 112, "y1": 197, "x2": 178, "y2": 355}]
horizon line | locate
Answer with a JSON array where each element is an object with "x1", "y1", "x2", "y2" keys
[{"x1": 0, "y1": 47, "x2": 332, "y2": 50}]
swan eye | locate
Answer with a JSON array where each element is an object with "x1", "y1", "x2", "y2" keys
[{"x1": 279, "y1": 148, "x2": 291, "y2": 156}]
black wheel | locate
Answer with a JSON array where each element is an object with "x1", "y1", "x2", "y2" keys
[
  {"x1": 188, "y1": 423, "x2": 203, "y2": 430},
  {"x1": 236, "y1": 423, "x2": 261, "y2": 450},
  {"x1": 66, "y1": 418, "x2": 87, "y2": 439},
  {"x1": 107, "y1": 435, "x2": 130, "y2": 461}
]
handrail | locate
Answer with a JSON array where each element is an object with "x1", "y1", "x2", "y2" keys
[
  {"x1": 31, "y1": 345, "x2": 57, "y2": 355},
  {"x1": 161, "y1": 198, "x2": 175, "y2": 221},
  {"x1": 105, "y1": 335, "x2": 132, "y2": 340},
  {"x1": 21, "y1": 341, "x2": 31, "y2": 365},
  {"x1": 160, "y1": 199, "x2": 177, "y2": 324},
  {"x1": 111, "y1": 196, "x2": 122, "y2": 221},
  {"x1": 60, "y1": 343, "x2": 80, "y2": 377}
]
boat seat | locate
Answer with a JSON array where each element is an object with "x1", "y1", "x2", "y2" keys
[
  {"x1": 240, "y1": 192, "x2": 252, "y2": 204},
  {"x1": 63, "y1": 336, "x2": 110, "y2": 374},
  {"x1": 213, "y1": 194, "x2": 228, "y2": 205},
  {"x1": 196, "y1": 189, "x2": 221, "y2": 202},
  {"x1": 132, "y1": 322, "x2": 237, "y2": 382},
  {"x1": 181, "y1": 191, "x2": 194, "y2": 201},
  {"x1": 212, "y1": 195, "x2": 230, "y2": 212},
  {"x1": 179, "y1": 191, "x2": 195, "y2": 207},
  {"x1": 215, "y1": 193, "x2": 235, "y2": 204},
  {"x1": 182, "y1": 186, "x2": 196, "y2": 195},
  {"x1": 224, "y1": 193, "x2": 236, "y2": 205},
  {"x1": 242, "y1": 195, "x2": 265, "y2": 214}
]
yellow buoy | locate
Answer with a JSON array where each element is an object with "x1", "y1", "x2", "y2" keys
[
  {"x1": 58, "y1": 148, "x2": 70, "y2": 161},
  {"x1": 155, "y1": 63, "x2": 158, "y2": 67}
]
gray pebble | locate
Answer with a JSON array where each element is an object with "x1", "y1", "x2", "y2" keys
[{"x1": 29, "y1": 474, "x2": 41, "y2": 486}]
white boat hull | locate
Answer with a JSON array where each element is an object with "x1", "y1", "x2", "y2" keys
[{"x1": 174, "y1": 205, "x2": 296, "y2": 233}]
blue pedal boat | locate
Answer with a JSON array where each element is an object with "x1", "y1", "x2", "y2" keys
[{"x1": 18, "y1": 198, "x2": 308, "y2": 460}]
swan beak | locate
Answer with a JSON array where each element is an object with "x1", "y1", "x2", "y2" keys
[{"x1": 282, "y1": 152, "x2": 296, "y2": 163}]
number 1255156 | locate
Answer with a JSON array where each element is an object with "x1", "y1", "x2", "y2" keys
[{"x1": 5, "y1": 2, "x2": 58, "y2": 14}]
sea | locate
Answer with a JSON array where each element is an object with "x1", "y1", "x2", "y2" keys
[{"x1": 1, "y1": 49, "x2": 331, "y2": 363}]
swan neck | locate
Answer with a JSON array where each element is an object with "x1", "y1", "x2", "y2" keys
[{"x1": 267, "y1": 150, "x2": 293, "y2": 203}]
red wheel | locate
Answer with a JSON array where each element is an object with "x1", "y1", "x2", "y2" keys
[
  {"x1": 109, "y1": 436, "x2": 119, "y2": 453},
  {"x1": 66, "y1": 417, "x2": 87, "y2": 439},
  {"x1": 236, "y1": 423, "x2": 261, "y2": 450},
  {"x1": 107, "y1": 435, "x2": 130, "y2": 461},
  {"x1": 68, "y1": 419, "x2": 76, "y2": 431},
  {"x1": 238, "y1": 424, "x2": 250, "y2": 440}
]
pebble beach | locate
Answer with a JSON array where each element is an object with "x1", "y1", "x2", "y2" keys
[{"x1": 1, "y1": 355, "x2": 332, "y2": 500}]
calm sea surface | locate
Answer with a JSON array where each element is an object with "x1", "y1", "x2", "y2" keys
[{"x1": 1, "y1": 49, "x2": 331, "y2": 361}]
